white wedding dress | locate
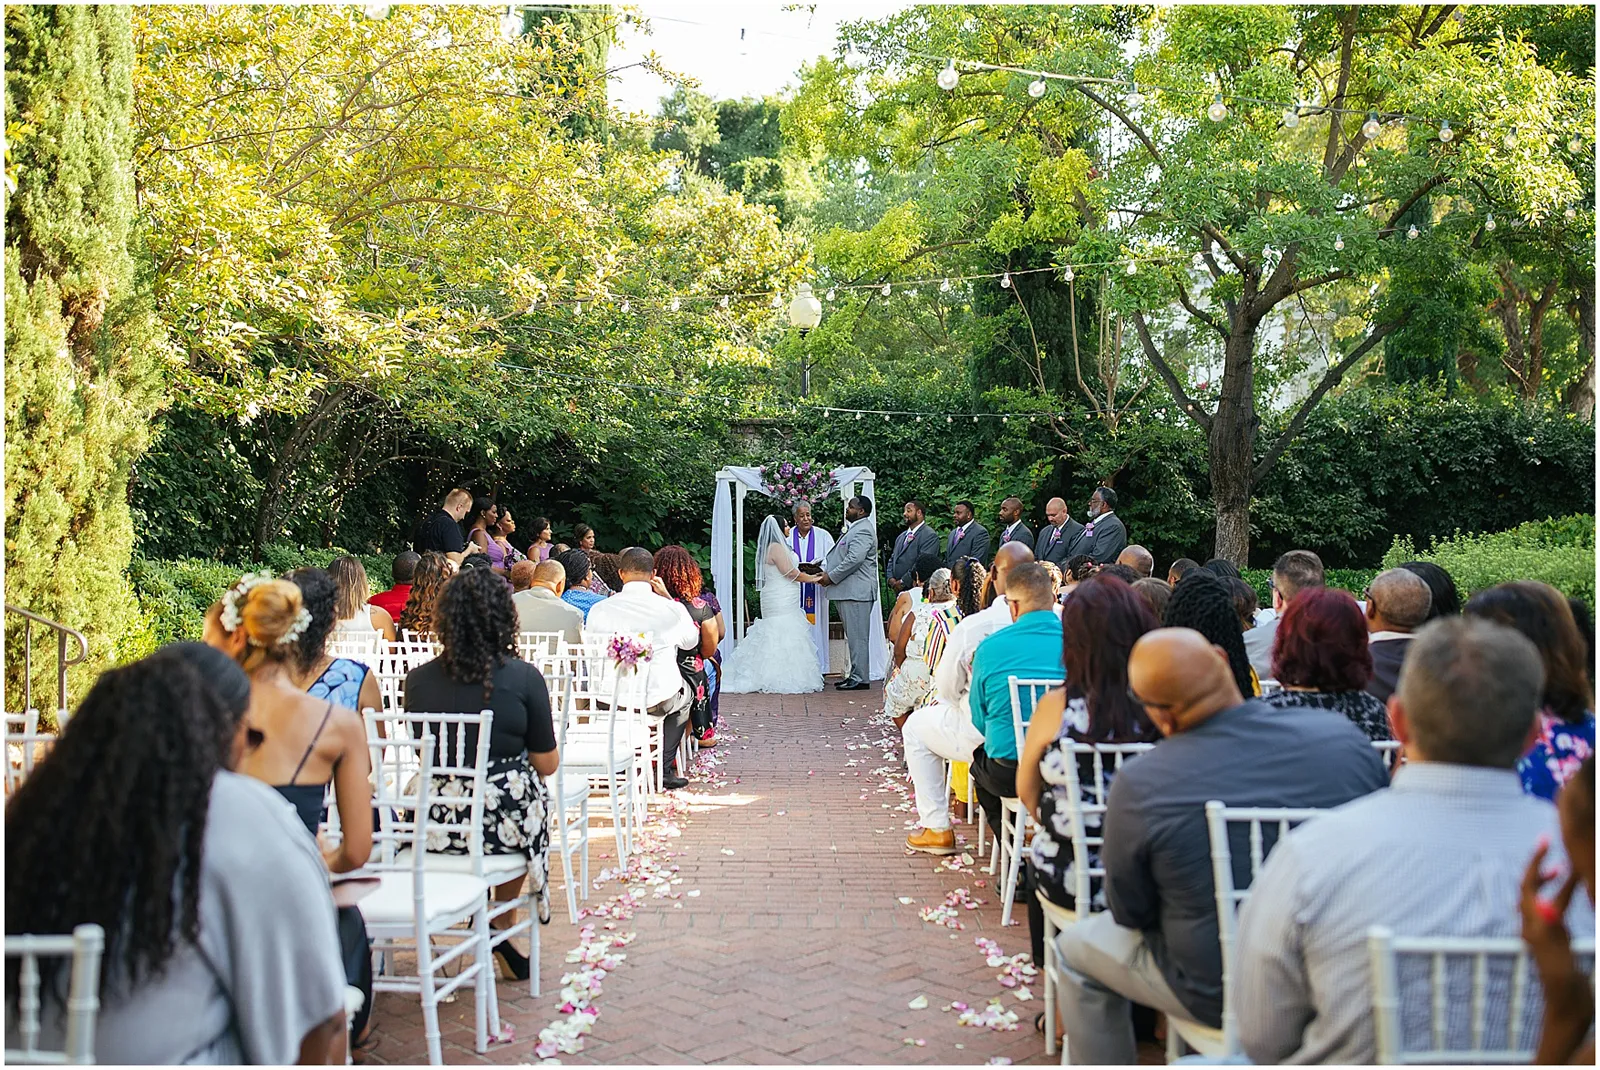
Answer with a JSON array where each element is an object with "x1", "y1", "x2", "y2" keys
[{"x1": 720, "y1": 533, "x2": 824, "y2": 695}]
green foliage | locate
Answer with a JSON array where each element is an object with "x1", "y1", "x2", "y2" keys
[
  {"x1": 1382, "y1": 513, "x2": 1596, "y2": 604},
  {"x1": 1240, "y1": 568, "x2": 1379, "y2": 608},
  {"x1": 4, "y1": 5, "x2": 165, "y2": 708}
]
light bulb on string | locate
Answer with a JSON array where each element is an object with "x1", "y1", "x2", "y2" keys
[
  {"x1": 1334, "y1": 235, "x2": 1344, "y2": 251},
  {"x1": 1362, "y1": 111, "x2": 1381, "y2": 139},
  {"x1": 855, "y1": 412, "x2": 863, "y2": 420},
  {"x1": 1063, "y1": 265, "x2": 1075, "y2": 282},
  {"x1": 1406, "y1": 224, "x2": 1419, "y2": 240},
  {"x1": 826, "y1": 288, "x2": 836, "y2": 301},
  {"x1": 670, "y1": 297, "x2": 681, "y2": 312},
  {"x1": 916, "y1": 415, "x2": 923, "y2": 422},
  {"x1": 1125, "y1": 260, "x2": 1137, "y2": 276},
  {"x1": 880, "y1": 282, "x2": 892, "y2": 296},
  {"x1": 1207, "y1": 94, "x2": 1228, "y2": 122},
  {"x1": 937, "y1": 59, "x2": 959, "y2": 92},
  {"x1": 771, "y1": 293, "x2": 783, "y2": 309},
  {"x1": 1126, "y1": 83, "x2": 1143, "y2": 107},
  {"x1": 1000, "y1": 272, "x2": 1012, "y2": 289},
  {"x1": 1568, "y1": 136, "x2": 1584, "y2": 154},
  {"x1": 363, "y1": 1, "x2": 390, "y2": 18},
  {"x1": 573, "y1": 302, "x2": 583, "y2": 316},
  {"x1": 939, "y1": 278, "x2": 952, "y2": 293},
  {"x1": 946, "y1": 416, "x2": 952, "y2": 424},
  {"x1": 972, "y1": 416, "x2": 979, "y2": 423},
  {"x1": 1282, "y1": 107, "x2": 1300, "y2": 129},
  {"x1": 1028, "y1": 77, "x2": 1048, "y2": 99},
  {"x1": 1565, "y1": 207, "x2": 1578, "y2": 221},
  {"x1": 1438, "y1": 119, "x2": 1454, "y2": 143},
  {"x1": 500, "y1": 6, "x2": 523, "y2": 41},
  {"x1": 620, "y1": 298, "x2": 630, "y2": 312},
  {"x1": 719, "y1": 295, "x2": 730, "y2": 308},
  {"x1": 882, "y1": 414, "x2": 889, "y2": 422},
  {"x1": 1503, "y1": 129, "x2": 1518, "y2": 150},
  {"x1": 1003, "y1": 416, "x2": 1010, "y2": 423},
  {"x1": 1484, "y1": 213, "x2": 1497, "y2": 232}
]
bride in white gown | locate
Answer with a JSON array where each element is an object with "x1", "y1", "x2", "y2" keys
[{"x1": 720, "y1": 514, "x2": 824, "y2": 694}]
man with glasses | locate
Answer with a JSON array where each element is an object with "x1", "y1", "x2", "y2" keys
[
  {"x1": 1244, "y1": 549, "x2": 1325, "y2": 682},
  {"x1": 1052, "y1": 627, "x2": 1386, "y2": 1064}
]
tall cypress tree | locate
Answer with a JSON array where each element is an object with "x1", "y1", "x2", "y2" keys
[{"x1": 5, "y1": 5, "x2": 163, "y2": 708}]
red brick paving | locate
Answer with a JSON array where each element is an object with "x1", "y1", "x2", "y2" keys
[{"x1": 363, "y1": 685, "x2": 1152, "y2": 1065}]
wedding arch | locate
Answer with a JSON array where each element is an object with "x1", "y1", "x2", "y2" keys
[{"x1": 709, "y1": 465, "x2": 889, "y2": 681}]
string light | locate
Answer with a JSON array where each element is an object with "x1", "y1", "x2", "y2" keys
[
  {"x1": 1063, "y1": 265, "x2": 1075, "y2": 281},
  {"x1": 719, "y1": 295, "x2": 730, "y2": 308},
  {"x1": 939, "y1": 278, "x2": 952, "y2": 293},
  {"x1": 1503, "y1": 129, "x2": 1519, "y2": 150},
  {"x1": 1360, "y1": 111, "x2": 1381, "y2": 139},
  {"x1": 1207, "y1": 94, "x2": 1228, "y2": 122},
  {"x1": 500, "y1": 5, "x2": 522, "y2": 40},
  {"x1": 1028, "y1": 77, "x2": 1048, "y2": 99},
  {"x1": 1125, "y1": 83, "x2": 1143, "y2": 107},
  {"x1": 1282, "y1": 107, "x2": 1300, "y2": 129},
  {"x1": 1000, "y1": 272, "x2": 1012, "y2": 288},
  {"x1": 880, "y1": 282, "x2": 892, "y2": 296},
  {"x1": 1485, "y1": 213, "x2": 1497, "y2": 232},
  {"x1": 671, "y1": 297, "x2": 681, "y2": 311},
  {"x1": 937, "y1": 58, "x2": 959, "y2": 91},
  {"x1": 1439, "y1": 120, "x2": 1454, "y2": 143},
  {"x1": 363, "y1": 2, "x2": 390, "y2": 18},
  {"x1": 1406, "y1": 224, "x2": 1419, "y2": 240},
  {"x1": 1334, "y1": 235, "x2": 1344, "y2": 251},
  {"x1": 573, "y1": 301, "x2": 583, "y2": 316},
  {"x1": 855, "y1": 412, "x2": 863, "y2": 420},
  {"x1": 826, "y1": 288, "x2": 836, "y2": 301},
  {"x1": 1565, "y1": 207, "x2": 1578, "y2": 221},
  {"x1": 1568, "y1": 136, "x2": 1584, "y2": 154},
  {"x1": 620, "y1": 298, "x2": 630, "y2": 312},
  {"x1": 770, "y1": 293, "x2": 783, "y2": 309},
  {"x1": 972, "y1": 416, "x2": 979, "y2": 423},
  {"x1": 1125, "y1": 260, "x2": 1137, "y2": 275},
  {"x1": 946, "y1": 416, "x2": 952, "y2": 424}
]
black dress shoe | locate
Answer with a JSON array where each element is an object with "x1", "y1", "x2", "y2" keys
[
  {"x1": 494, "y1": 942, "x2": 531, "y2": 981},
  {"x1": 837, "y1": 681, "x2": 870, "y2": 691},
  {"x1": 662, "y1": 774, "x2": 689, "y2": 790}
]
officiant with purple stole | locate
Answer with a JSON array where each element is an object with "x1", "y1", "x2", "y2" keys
[{"x1": 789, "y1": 500, "x2": 835, "y2": 674}]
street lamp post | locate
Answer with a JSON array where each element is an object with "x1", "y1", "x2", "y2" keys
[{"x1": 788, "y1": 282, "x2": 822, "y2": 397}]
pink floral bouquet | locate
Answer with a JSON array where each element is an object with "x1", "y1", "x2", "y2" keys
[
  {"x1": 606, "y1": 633, "x2": 652, "y2": 670},
  {"x1": 758, "y1": 459, "x2": 835, "y2": 507}
]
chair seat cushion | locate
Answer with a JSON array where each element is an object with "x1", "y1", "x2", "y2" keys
[
  {"x1": 395, "y1": 848, "x2": 528, "y2": 883},
  {"x1": 555, "y1": 774, "x2": 590, "y2": 809},
  {"x1": 359, "y1": 871, "x2": 489, "y2": 926},
  {"x1": 561, "y1": 738, "x2": 637, "y2": 771}
]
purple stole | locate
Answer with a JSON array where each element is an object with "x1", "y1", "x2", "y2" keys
[{"x1": 791, "y1": 528, "x2": 818, "y2": 623}]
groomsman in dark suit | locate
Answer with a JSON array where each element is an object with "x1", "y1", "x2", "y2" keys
[
  {"x1": 995, "y1": 497, "x2": 1032, "y2": 560},
  {"x1": 1078, "y1": 486, "x2": 1129, "y2": 563},
  {"x1": 888, "y1": 499, "x2": 940, "y2": 592},
  {"x1": 943, "y1": 500, "x2": 990, "y2": 569},
  {"x1": 1033, "y1": 496, "x2": 1083, "y2": 566}
]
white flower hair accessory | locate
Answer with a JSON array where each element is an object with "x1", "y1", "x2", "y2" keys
[{"x1": 220, "y1": 571, "x2": 313, "y2": 648}]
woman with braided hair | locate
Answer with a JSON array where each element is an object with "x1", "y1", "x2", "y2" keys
[
  {"x1": 4, "y1": 644, "x2": 348, "y2": 1063},
  {"x1": 284, "y1": 566, "x2": 382, "y2": 717},
  {"x1": 402, "y1": 566, "x2": 559, "y2": 982},
  {"x1": 1163, "y1": 570, "x2": 1261, "y2": 697},
  {"x1": 397, "y1": 550, "x2": 452, "y2": 637}
]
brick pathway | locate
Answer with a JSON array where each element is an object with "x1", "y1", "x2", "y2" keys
[{"x1": 363, "y1": 684, "x2": 1145, "y2": 1065}]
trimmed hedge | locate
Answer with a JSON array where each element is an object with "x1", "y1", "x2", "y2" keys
[{"x1": 1381, "y1": 514, "x2": 1595, "y2": 604}]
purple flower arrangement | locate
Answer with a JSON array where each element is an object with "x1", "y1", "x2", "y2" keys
[
  {"x1": 758, "y1": 459, "x2": 835, "y2": 507},
  {"x1": 606, "y1": 633, "x2": 653, "y2": 669}
]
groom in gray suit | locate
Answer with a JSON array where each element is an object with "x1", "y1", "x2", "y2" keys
[{"x1": 804, "y1": 495, "x2": 880, "y2": 692}]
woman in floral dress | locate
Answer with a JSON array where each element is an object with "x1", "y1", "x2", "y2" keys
[{"x1": 655, "y1": 546, "x2": 722, "y2": 745}]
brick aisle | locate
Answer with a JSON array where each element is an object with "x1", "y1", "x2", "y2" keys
[{"x1": 363, "y1": 684, "x2": 1113, "y2": 1065}]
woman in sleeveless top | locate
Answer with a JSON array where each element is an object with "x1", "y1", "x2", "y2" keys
[
  {"x1": 885, "y1": 567, "x2": 955, "y2": 723},
  {"x1": 466, "y1": 496, "x2": 506, "y2": 578},
  {"x1": 327, "y1": 555, "x2": 397, "y2": 647}
]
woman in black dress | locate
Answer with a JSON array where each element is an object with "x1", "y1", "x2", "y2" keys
[{"x1": 402, "y1": 566, "x2": 559, "y2": 980}]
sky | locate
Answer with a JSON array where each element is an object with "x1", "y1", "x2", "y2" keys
[{"x1": 607, "y1": 2, "x2": 906, "y2": 115}]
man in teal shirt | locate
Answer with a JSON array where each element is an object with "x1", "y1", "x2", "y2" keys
[{"x1": 968, "y1": 562, "x2": 1065, "y2": 843}]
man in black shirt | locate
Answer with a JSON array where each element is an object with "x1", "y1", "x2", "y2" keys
[{"x1": 416, "y1": 488, "x2": 477, "y2": 566}]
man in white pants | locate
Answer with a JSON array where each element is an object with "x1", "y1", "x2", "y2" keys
[{"x1": 901, "y1": 542, "x2": 1037, "y2": 855}]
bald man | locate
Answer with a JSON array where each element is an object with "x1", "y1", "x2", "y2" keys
[
  {"x1": 905, "y1": 542, "x2": 1052, "y2": 854},
  {"x1": 1033, "y1": 497, "x2": 1083, "y2": 567},
  {"x1": 1365, "y1": 567, "x2": 1433, "y2": 704},
  {"x1": 1116, "y1": 544, "x2": 1155, "y2": 579},
  {"x1": 1052, "y1": 628, "x2": 1386, "y2": 1063},
  {"x1": 512, "y1": 559, "x2": 585, "y2": 645},
  {"x1": 996, "y1": 496, "x2": 1033, "y2": 558}
]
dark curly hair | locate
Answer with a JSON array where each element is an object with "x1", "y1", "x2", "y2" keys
[
  {"x1": 1062, "y1": 576, "x2": 1159, "y2": 744},
  {"x1": 6, "y1": 645, "x2": 250, "y2": 1003},
  {"x1": 588, "y1": 551, "x2": 624, "y2": 593},
  {"x1": 436, "y1": 566, "x2": 518, "y2": 704},
  {"x1": 283, "y1": 567, "x2": 337, "y2": 675},
  {"x1": 1164, "y1": 571, "x2": 1256, "y2": 697},
  {"x1": 398, "y1": 551, "x2": 452, "y2": 636},
  {"x1": 952, "y1": 556, "x2": 987, "y2": 620},
  {"x1": 653, "y1": 546, "x2": 703, "y2": 599},
  {"x1": 1064, "y1": 554, "x2": 1097, "y2": 582}
]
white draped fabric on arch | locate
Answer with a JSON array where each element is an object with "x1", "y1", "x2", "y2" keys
[{"x1": 710, "y1": 465, "x2": 889, "y2": 681}]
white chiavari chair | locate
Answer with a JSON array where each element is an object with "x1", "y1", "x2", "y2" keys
[
  {"x1": 994, "y1": 677, "x2": 1064, "y2": 927},
  {"x1": 559, "y1": 639, "x2": 648, "y2": 864},
  {"x1": 526, "y1": 652, "x2": 591, "y2": 923},
  {"x1": 515, "y1": 631, "x2": 567, "y2": 662},
  {"x1": 4, "y1": 924, "x2": 104, "y2": 1064},
  {"x1": 5, "y1": 710, "x2": 62, "y2": 796}
]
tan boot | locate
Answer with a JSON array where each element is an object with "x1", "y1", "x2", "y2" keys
[{"x1": 906, "y1": 827, "x2": 959, "y2": 855}]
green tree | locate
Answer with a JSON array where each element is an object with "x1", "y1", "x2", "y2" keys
[{"x1": 4, "y1": 5, "x2": 164, "y2": 706}]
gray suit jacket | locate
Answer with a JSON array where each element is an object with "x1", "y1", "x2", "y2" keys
[
  {"x1": 943, "y1": 522, "x2": 990, "y2": 570},
  {"x1": 1080, "y1": 512, "x2": 1128, "y2": 564},
  {"x1": 822, "y1": 518, "x2": 880, "y2": 602},
  {"x1": 888, "y1": 524, "x2": 939, "y2": 586},
  {"x1": 997, "y1": 521, "x2": 1033, "y2": 558},
  {"x1": 1035, "y1": 520, "x2": 1084, "y2": 565}
]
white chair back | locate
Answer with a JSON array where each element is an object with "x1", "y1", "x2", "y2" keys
[
  {"x1": 515, "y1": 631, "x2": 567, "y2": 661},
  {"x1": 392, "y1": 633, "x2": 441, "y2": 674},
  {"x1": 327, "y1": 635, "x2": 382, "y2": 672},
  {"x1": 1006, "y1": 677, "x2": 1063, "y2": 757},
  {"x1": 1205, "y1": 800, "x2": 1327, "y2": 1054},
  {"x1": 370, "y1": 711, "x2": 492, "y2": 871},
  {"x1": 1368, "y1": 927, "x2": 1597, "y2": 1064},
  {"x1": 4, "y1": 924, "x2": 104, "y2": 1064},
  {"x1": 5, "y1": 711, "x2": 60, "y2": 796},
  {"x1": 364, "y1": 733, "x2": 437, "y2": 880},
  {"x1": 1372, "y1": 738, "x2": 1405, "y2": 772},
  {"x1": 1060, "y1": 741, "x2": 1157, "y2": 916}
]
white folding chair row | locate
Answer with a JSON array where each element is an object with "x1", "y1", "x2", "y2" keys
[
  {"x1": 558, "y1": 639, "x2": 650, "y2": 861},
  {"x1": 362, "y1": 732, "x2": 494, "y2": 1065},
  {"x1": 1368, "y1": 928, "x2": 1596, "y2": 1064},
  {"x1": 327, "y1": 636, "x2": 384, "y2": 675},
  {"x1": 994, "y1": 677, "x2": 1064, "y2": 927},
  {"x1": 5, "y1": 710, "x2": 63, "y2": 796},
  {"x1": 392, "y1": 633, "x2": 442, "y2": 674},
  {"x1": 1044, "y1": 741, "x2": 1156, "y2": 1059},
  {"x1": 524, "y1": 653, "x2": 593, "y2": 924},
  {"x1": 515, "y1": 631, "x2": 568, "y2": 661},
  {"x1": 4, "y1": 924, "x2": 104, "y2": 1065}
]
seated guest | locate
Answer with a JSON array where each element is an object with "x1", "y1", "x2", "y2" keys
[
  {"x1": 1264, "y1": 586, "x2": 1392, "y2": 741},
  {"x1": 1054, "y1": 628, "x2": 1387, "y2": 1064},
  {"x1": 1165, "y1": 571, "x2": 1260, "y2": 697},
  {"x1": 1467, "y1": 581, "x2": 1596, "y2": 802},
  {"x1": 1018, "y1": 576, "x2": 1159, "y2": 973},
  {"x1": 1227, "y1": 577, "x2": 1258, "y2": 634},
  {"x1": 396, "y1": 551, "x2": 452, "y2": 638},
  {"x1": 1060, "y1": 554, "x2": 1096, "y2": 599},
  {"x1": 886, "y1": 568, "x2": 957, "y2": 724},
  {"x1": 889, "y1": 550, "x2": 944, "y2": 647},
  {"x1": 283, "y1": 567, "x2": 384, "y2": 718},
  {"x1": 585, "y1": 547, "x2": 700, "y2": 790},
  {"x1": 1131, "y1": 576, "x2": 1171, "y2": 620},
  {"x1": 369, "y1": 550, "x2": 419, "y2": 619},
  {"x1": 1202, "y1": 558, "x2": 1241, "y2": 579},
  {"x1": 1039, "y1": 560, "x2": 1063, "y2": 592},
  {"x1": 3, "y1": 645, "x2": 348, "y2": 1063},
  {"x1": 587, "y1": 551, "x2": 623, "y2": 596},
  {"x1": 1097, "y1": 562, "x2": 1142, "y2": 585},
  {"x1": 1236, "y1": 618, "x2": 1595, "y2": 1063},
  {"x1": 556, "y1": 549, "x2": 606, "y2": 621},
  {"x1": 1523, "y1": 757, "x2": 1596, "y2": 1065},
  {"x1": 654, "y1": 545, "x2": 722, "y2": 746},
  {"x1": 204, "y1": 576, "x2": 374, "y2": 871},
  {"x1": 902, "y1": 546, "x2": 1030, "y2": 854},
  {"x1": 328, "y1": 554, "x2": 397, "y2": 643},
  {"x1": 512, "y1": 560, "x2": 585, "y2": 647},
  {"x1": 1166, "y1": 557, "x2": 1200, "y2": 586},
  {"x1": 1364, "y1": 567, "x2": 1433, "y2": 703},
  {"x1": 1116, "y1": 544, "x2": 1154, "y2": 578},
  {"x1": 403, "y1": 567, "x2": 560, "y2": 975},
  {"x1": 1400, "y1": 559, "x2": 1460, "y2": 620},
  {"x1": 1243, "y1": 549, "x2": 1324, "y2": 681},
  {"x1": 510, "y1": 559, "x2": 537, "y2": 593},
  {"x1": 967, "y1": 563, "x2": 1066, "y2": 844}
]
